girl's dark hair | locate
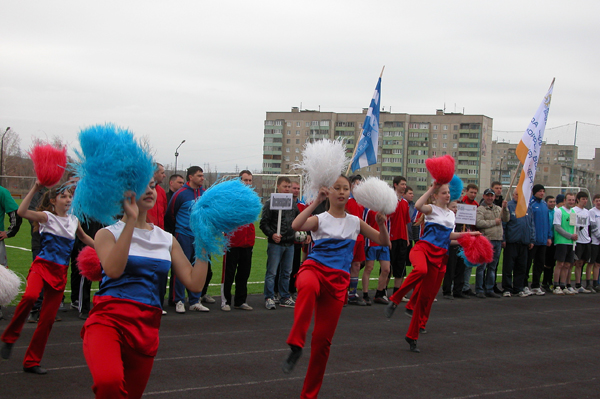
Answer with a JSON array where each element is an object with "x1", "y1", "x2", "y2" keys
[
  {"x1": 32, "y1": 188, "x2": 61, "y2": 232},
  {"x1": 325, "y1": 175, "x2": 351, "y2": 211}
]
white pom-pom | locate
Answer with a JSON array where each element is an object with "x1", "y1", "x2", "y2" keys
[
  {"x1": 296, "y1": 139, "x2": 350, "y2": 203},
  {"x1": 0, "y1": 266, "x2": 24, "y2": 306},
  {"x1": 352, "y1": 177, "x2": 397, "y2": 215}
]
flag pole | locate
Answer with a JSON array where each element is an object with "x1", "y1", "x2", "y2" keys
[
  {"x1": 506, "y1": 162, "x2": 522, "y2": 199},
  {"x1": 346, "y1": 66, "x2": 385, "y2": 176}
]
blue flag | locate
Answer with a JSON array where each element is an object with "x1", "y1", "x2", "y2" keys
[{"x1": 351, "y1": 77, "x2": 381, "y2": 172}]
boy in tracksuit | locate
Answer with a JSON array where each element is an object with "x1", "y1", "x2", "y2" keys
[{"x1": 527, "y1": 184, "x2": 553, "y2": 295}]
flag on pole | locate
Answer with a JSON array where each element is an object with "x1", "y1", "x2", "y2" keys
[
  {"x1": 350, "y1": 76, "x2": 381, "y2": 173},
  {"x1": 514, "y1": 78, "x2": 555, "y2": 218}
]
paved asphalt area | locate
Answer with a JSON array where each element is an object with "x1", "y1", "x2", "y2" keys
[{"x1": 1, "y1": 290, "x2": 599, "y2": 399}]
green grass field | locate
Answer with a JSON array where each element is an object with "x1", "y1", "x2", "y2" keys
[{"x1": 5, "y1": 206, "x2": 495, "y2": 305}]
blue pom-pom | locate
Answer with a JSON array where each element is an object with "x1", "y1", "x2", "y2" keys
[
  {"x1": 190, "y1": 179, "x2": 262, "y2": 261},
  {"x1": 457, "y1": 247, "x2": 479, "y2": 268},
  {"x1": 449, "y1": 174, "x2": 464, "y2": 202},
  {"x1": 71, "y1": 123, "x2": 155, "y2": 225}
]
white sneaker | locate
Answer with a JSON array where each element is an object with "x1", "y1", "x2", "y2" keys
[
  {"x1": 563, "y1": 287, "x2": 574, "y2": 295},
  {"x1": 577, "y1": 286, "x2": 591, "y2": 294},
  {"x1": 568, "y1": 287, "x2": 578, "y2": 294},
  {"x1": 175, "y1": 301, "x2": 185, "y2": 313},
  {"x1": 201, "y1": 295, "x2": 216, "y2": 304},
  {"x1": 553, "y1": 287, "x2": 565, "y2": 295},
  {"x1": 503, "y1": 291, "x2": 512, "y2": 297},
  {"x1": 531, "y1": 288, "x2": 546, "y2": 296},
  {"x1": 235, "y1": 303, "x2": 253, "y2": 311},
  {"x1": 517, "y1": 291, "x2": 529, "y2": 297},
  {"x1": 190, "y1": 303, "x2": 210, "y2": 312},
  {"x1": 401, "y1": 296, "x2": 410, "y2": 302},
  {"x1": 221, "y1": 304, "x2": 231, "y2": 312},
  {"x1": 265, "y1": 298, "x2": 276, "y2": 310},
  {"x1": 523, "y1": 287, "x2": 532, "y2": 296},
  {"x1": 162, "y1": 310, "x2": 167, "y2": 315}
]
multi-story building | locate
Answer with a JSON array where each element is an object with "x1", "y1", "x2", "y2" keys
[{"x1": 263, "y1": 108, "x2": 493, "y2": 193}]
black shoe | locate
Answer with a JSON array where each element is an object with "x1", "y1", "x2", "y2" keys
[
  {"x1": 28, "y1": 311, "x2": 39, "y2": 323},
  {"x1": 493, "y1": 286, "x2": 503, "y2": 294},
  {"x1": 23, "y1": 366, "x2": 47, "y2": 375},
  {"x1": 385, "y1": 302, "x2": 397, "y2": 319},
  {"x1": 405, "y1": 337, "x2": 420, "y2": 353},
  {"x1": 70, "y1": 300, "x2": 79, "y2": 310},
  {"x1": 1, "y1": 342, "x2": 13, "y2": 360},
  {"x1": 363, "y1": 295, "x2": 372, "y2": 306},
  {"x1": 442, "y1": 294, "x2": 454, "y2": 300},
  {"x1": 463, "y1": 290, "x2": 476, "y2": 297},
  {"x1": 282, "y1": 346, "x2": 302, "y2": 374},
  {"x1": 485, "y1": 292, "x2": 501, "y2": 298},
  {"x1": 405, "y1": 308, "x2": 413, "y2": 318},
  {"x1": 419, "y1": 328, "x2": 427, "y2": 334},
  {"x1": 348, "y1": 297, "x2": 367, "y2": 306},
  {"x1": 454, "y1": 293, "x2": 470, "y2": 299},
  {"x1": 78, "y1": 312, "x2": 88, "y2": 320}
]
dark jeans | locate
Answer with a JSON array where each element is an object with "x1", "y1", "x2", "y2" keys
[
  {"x1": 443, "y1": 246, "x2": 466, "y2": 296},
  {"x1": 503, "y1": 242, "x2": 529, "y2": 294},
  {"x1": 527, "y1": 245, "x2": 547, "y2": 289},
  {"x1": 223, "y1": 246, "x2": 253, "y2": 307},
  {"x1": 275, "y1": 243, "x2": 302, "y2": 295},
  {"x1": 543, "y1": 245, "x2": 556, "y2": 286}
]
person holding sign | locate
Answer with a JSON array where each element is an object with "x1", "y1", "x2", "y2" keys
[
  {"x1": 260, "y1": 176, "x2": 299, "y2": 310},
  {"x1": 385, "y1": 182, "x2": 480, "y2": 353},
  {"x1": 282, "y1": 175, "x2": 390, "y2": 398}
]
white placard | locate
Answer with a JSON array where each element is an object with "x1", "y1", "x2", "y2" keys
[
  {"x1": 270, "y1": 193, "x2": 293, "y2": 210},
  {"x1": 455, "y1": 204, "x2": 477, "y2": 225}
]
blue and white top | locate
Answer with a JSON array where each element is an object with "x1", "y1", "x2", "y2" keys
[
  {"x1": 38, "y1": 211, "x2": 79, "y2": 266},
  {"x1": 420, "y1": 204, "x2": 455, "y2": 252},
  {"x1": 95, "y1": 221, "x2": 173, "y2": 309},
  {"x1": 306, "y1": 212, "x2": 361, "y2": 273}
]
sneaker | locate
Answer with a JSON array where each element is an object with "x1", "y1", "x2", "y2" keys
[
  {"x1": 530, "y1": 288, "x2": 546, "y2": 296},
  {"x1": 476, "y1": 292, "x2": 486, "y2": 299},
  {"x1": 454, "y1": 292, "x2": 470, "y2": 299},
  {"x1": 280, "y1": 297, "x2": 296, "y2": 308},
  {"x1": 541, "y1": 284, "x2": 552, "y2": 293},
  {"x1": 59, "y1": 301, "x2": 68, "y2": 312},
  {"x1": 265, "y1": 298, "x2": 276, "y2": 310},
  {"x1": 493, "y1": 286, "x2": 503, "y2": 294},
  {"x1": 523, "y1": 287, "x2": 532, "y2": 296},
  {"x1": 201, "y1": 295, "x2": 215, "y2": 304},
  {"x1": 28, "y1": 310, "x2": 39, "y2": 323},
  {"x1": 563, "y1": 287, "x2": 574, "y2": 295},
  {"x1": 463, "y1": 290, "x2": 476, "y2": 297},
  {"x1": 292, "y1": 292, "x2": 298, "y2": 301},
  {"x1": 348, "y1": 296, "x2": 367, "y2": 306},
  {"x1": 595, "y1": 286, "x2": 600, "y2": 293},
  {"x1": 363, "y1": 295, "x2": 372, "y2": 306},
  {"x1": 235, "y1": 303, "x2": 253, "y2": 311},
  {"x1": 23, "y1": 366, "x2": 48, "y2": 375},
  {"x1": 1, "y1": 342, "x2": 13, "y2": 360},
  {"x1": 175, "y1": 301, "x2": 186, "y2": 313},
  {"x1": 189, "y1": 303, "x2": 210, "y2": 312},
  {"x1": 405, "y1": 337, "x2": 420, "y2": 353},
  {"x1": 553, "y1": 286, "x2": 564, "y2": 295},
  {"x1": 405, "y1": 308, "x2": 413, "y2": 318},
  {"x1": 577, "y1": 286, "x2": 591, "y2": 294},
  {"x1": 419, "y1": 328, "x2": 427, "y2": 334},
  {"x1": 373, "y1": 296, "x2": 389, "y2": 305},
  {"x1": 401, "y1": 296, "x2": 410, "y2": 302},
  {"x1": 274, "y1": 294, "x2": 280, "y2": 304},
  {"x1": 586, "y1": 285, "x2": 596, "y2": 294},
  {"x1": 162, "y1": 310, "x2": 167, "y2": 315},
  {"x1": 517, "y1": 291, "x2": 529, "y2": 298},
  {"x1": 282, "y1": 346, "x2": 302, "y2": 374},
  {"x1": 443, "y1": 294, "x2": 454, "y2": 300},
  {"x1": 385, "y1": 302, "x2": 397, "y2": 319},
  {"x1": 485, "y1": 292, "x2": 501, "y2": 298},
  {"x1": 70, "y1": 300, "x2": 79, "y2": 310},
  {"x1": 502, "y1": 291, "x2": 512, "y2": 297},
  {"x1": 567, "y1": 287, "x2": 578, "y2": 295},
  {"x1": 221, "y1": 304, "x2": 231, "y2": 312},
  {"x1": 79, "y1": 312, "x2": 89, "y2": 320}
]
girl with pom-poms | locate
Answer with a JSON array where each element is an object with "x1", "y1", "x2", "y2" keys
[
  {"x1": 384, "y1": 182, "x2": 480, "y2": 353},
  {"x1": 282, "y1": 175, "x2": 391, "y2": 399},
  {"x1": 0, "y1": 180, "x2": 94, "y2": 374},
  {"x1": 80, "y1": 181, "x2": 210, "y2": 399}
]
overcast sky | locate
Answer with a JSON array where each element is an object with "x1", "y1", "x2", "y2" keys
[{"x1": 2, "y1": 1, "x2": 599, "y2": 173}]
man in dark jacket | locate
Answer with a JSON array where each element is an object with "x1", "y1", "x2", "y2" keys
[
  {"x1": 526, "y1": 184, "x2": 552, "y2": 296},
  {"x1": 260, "y1": 176, "x2": 299, "y2": 310},
  {"x1": 502, "y1": 191, "x2": 535, "y2": 297}
]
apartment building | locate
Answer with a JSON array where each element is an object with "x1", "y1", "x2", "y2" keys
[{"x1": 263, "y1": 107, "x2": 493, "y2": 193}]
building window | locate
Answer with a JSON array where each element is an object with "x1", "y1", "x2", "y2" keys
[
  {"x1": 443, "y1": 143, "x2": 447, "y2": 148},
  {"x1": 286, "y1": 148, "x2": 290, "y2": 153},
  {"x1": 453, "y1": 125, "x2": 458, "y2": 130},
  {"x1": 286, "y1": 139, "x2": 290, "y2": 144},
  {"x1": 320, "y1": 120, "x2": 329, "y2": 126},
  {"x1": 296, "y1": 122, "x2": 301, "y2": 127},
  {"x1": 275, "y1": 120, "x2": 283, "y2": 126},
  {"x1": 433, "y1": 125, "x2": 438, "y2": 130},
  {"x1": 266, "y1": 120, "x2": 274, "y2": 126},
  {"x1": 295, "y1": 148, "x2": 299, "y2": 153},
  {"x1": 453, "y1": 134, "x2": 458, "y2": 139},
  {"x1": 305, "y1": 122, "x2": 310, "y2": 127},
  {"x1": 443, "y1": 134, "x2": 447, "y2": 139},
  {"x1": 296, "y1": 139, "x2": 300, "y2": 144},
  {"x1": 296, "y1": 130, "x2": 300, "y2": 135},
  {"x1": 311, "y1": 121, "x2": 319, "y2": 126},
  {"x1": 433, "y1": 134, "x2": 438, "y2": 139},
  {"x1": 295, "y1": 156, "x2": 299, "y2": 161},
  {"x1": 433, "y1": 143, "x2": 437, "y2": 148},
  {"x1": 286, "y1": 122, "x2": 291, "y2": 127},
  {"x1": 443, "y1": 125, "x2": 448, "y2": 130},
  {"x1": 453, "y1": 143, "x2": 457, "y2": 148},
  {"x1": 287, "y1": 131, "x2": 291, "y2": 135}
]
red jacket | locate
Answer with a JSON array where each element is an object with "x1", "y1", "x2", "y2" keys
[
  {"x1": 147, "y1": 185, "x2": 167, "y2": 229},
  {"x1": 388, "y1": 198, "x2": 409, "y2": 241},
  {"x1": 229, "y1": 223, "x2": 255, "y2": 248}
]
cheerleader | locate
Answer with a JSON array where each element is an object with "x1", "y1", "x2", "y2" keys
[
  {"x1": 282, "y1": 175, "x2": 391, "y2": 399},
  {"x1": 81, "y1": 181, "x2": 209, "y2": 399},
  {"x1": 0, "y1": 180, "x2": 94, "y2": 374},
  {"x1": 385, "y1": 183, "x2": 479, "y2": 353}
]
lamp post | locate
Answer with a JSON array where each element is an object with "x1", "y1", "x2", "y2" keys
[
  {"x1": 174, "y1": 140, "x2": 186, "y2": 175},
  {"x1": 0, "y1": 127, "x2": 10, "y2": 188}
]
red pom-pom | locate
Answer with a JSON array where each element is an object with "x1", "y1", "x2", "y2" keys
[
  {"x1": 425, "y1": 155, "x2": 455, "y2": 184},
  {"x1": 76, "y1": 246, "x2": 103, "y2": 281},
  {"x1": 457, "y1": 234, "x2": 494, "y2": 264},
  {"x1": 28, "y1": 144, "x2": 67, "y2": 187}
]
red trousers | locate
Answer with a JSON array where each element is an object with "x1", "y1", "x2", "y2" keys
[
  {"x1": 83, "y1": 323, "x2": 154, "y2": 399},
  {"x1": 1, "y1": 271, "x2": 63, "y2": 368},
  {"x1": 287, "y1": 265, "x2": 346, "y2": 399},
  {"x1": 389, "y1": 245, "x2": 446, "y2": 340}
]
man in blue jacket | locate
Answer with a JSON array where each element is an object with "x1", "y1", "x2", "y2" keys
[
  {"x1": 526, "y1": 184, "x2": 553, "y2": 295},
  {"x1": 502, "y1": 190, "x2": 536, "y2": 297}
]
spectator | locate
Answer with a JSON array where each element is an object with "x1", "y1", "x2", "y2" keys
[
  {"x1": 475, "y1": 188, "x2": 509, "y2": 298},
  {"x1": 0, "y1": 184, "x2": 22, "y2": 320},
  {"x1": 166, "y1": 166, "x2": 210, "y2": 313},
  {"x1": 388, "y1": 176, "x2": 410, "y2": 297},
  {"x1": 526, "y1": 184, "x2": 553, "y2": 296},
  {"x1": 164, "y1": 173, "x2": 184, "y2": 307},
  {"x1": 491, "y1": 181, "x2": 504, "y2": 207},
  {"x1": 260, "y1": 176, "x2": 299, "y2": 309},
  {"x1": 461, "y1": 184, "x2": 479, "y2": 296},
  {"x1": 147, "y1": 163, "x2": 167, "y2": 229},
  {"x1": 552, "y1": 192, "x2": 577, "y2": 295},
  {"x1": 221, "y1": 170, "x2": 256, "y2": 311},
  {"x1": 542, "y1": 195, "x2": 556, "y2": 292},
  {"x1": 573, "y1": 191, "x2": 592, "y2": 293},
  {"x1": 502, "y1": 191, "x2": 535, "y2": 297},
  {"x1": 442, "y1": 201, "x2": 469, "y2": 300}
]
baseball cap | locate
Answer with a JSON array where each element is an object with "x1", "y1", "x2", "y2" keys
[{"x1": 483, "y1": 188, "x2": 495, "y2": 196}]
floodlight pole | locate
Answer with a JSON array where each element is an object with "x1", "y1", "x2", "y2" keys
[{"x1": 174, "y1": 140, "x2": 186, "y2": 175}]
